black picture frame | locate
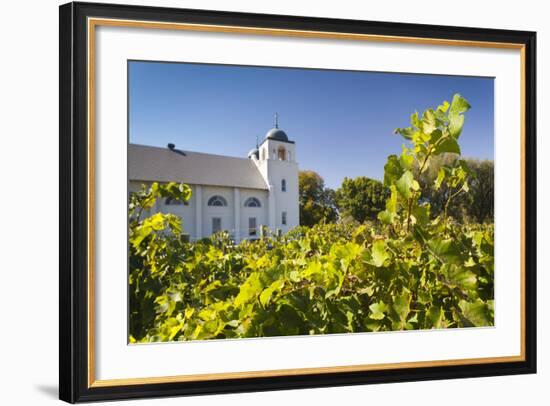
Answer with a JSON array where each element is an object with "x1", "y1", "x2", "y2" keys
[{"x1": 59, "y1": 1, "x2": 537, "y2": 403}]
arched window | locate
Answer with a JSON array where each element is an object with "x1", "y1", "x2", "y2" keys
[
  {"x1": 244, "y1": 197, "x2": 261, "y2": 207},
  {"x1": 207, "y1": 195, "x2": 228, "y2": 207},
  {"x1": 281, "y1": 179, "x2": 287, "y2": 192},
  {"x1": 278, "y1": 146, "x2": 286, "y2": 160},
  {"x1": 261, "y1": 148, "x2": 266, "y2": 161},
  {"x1": 165, "y1": 197, "x2": 188, "y2": 206}
]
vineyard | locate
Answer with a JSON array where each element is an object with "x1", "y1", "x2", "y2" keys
[{"x1": 129, "y1": 94, "x2": 494, "y2": 343}]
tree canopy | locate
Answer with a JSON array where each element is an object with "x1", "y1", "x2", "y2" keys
[
  {"x1": 417, "y1": 153, "x2": 494, "y2": 223},
  {"x1": 298, "y1": 170, "x2": 337, "y2": 226},
  {"x1": 335, "y1": 177, "x2": 388, "y2": 223}
]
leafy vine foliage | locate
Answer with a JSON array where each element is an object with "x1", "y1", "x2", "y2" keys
[{"x1": 129, "y1": 94, "x2": 494, "y2": 342}]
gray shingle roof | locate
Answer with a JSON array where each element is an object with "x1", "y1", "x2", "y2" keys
[{"x1": 129, "y1": 144, "x2": 269, "y2": 190}]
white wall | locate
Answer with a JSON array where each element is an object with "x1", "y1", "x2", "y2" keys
[
  {"x1": 137, "y1": 183, "x2": 270, "y2": 240},
  {"x1": 257, "y1": 138, "x2": 300, "y2": 232},
  {"x1": 267, "y1": 158, "x2": 300, "y2": 232},
  {"x1": 239, "y1": 188, "x2": 269, "y2": 239},
  {"x1": 201, "y1": 185, "x2": 269, "y2": 240},
  {"x1": 201, "y1": 185, "x2": 233, "y2": 236},
  {"x1": 0, "y1": 0, "x2": 546, "y2": 405}
]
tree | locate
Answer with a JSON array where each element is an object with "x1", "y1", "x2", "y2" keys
[
  {"x1": 464, "y1": 159, "x2": 494, "y2": 223},
  {"x1": 335, "y1": 177, "x2": 388, "y2": 223},
  {"x1": 417, "y1": 154, "x2": 493, "y2": 223},
  {"x1": 298, "y1": 170, "x2": 338, "y2": 226},
  {"x1": 417, "y1": 153, "x2": 464, "y2": 220}
]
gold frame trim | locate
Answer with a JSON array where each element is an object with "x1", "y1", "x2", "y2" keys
[{"x1": 87, "y1": 17, "x2": 527, "y2": 388}]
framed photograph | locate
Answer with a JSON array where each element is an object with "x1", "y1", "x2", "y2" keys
[{"x1": 59, "y1": 1, "x2": 537, "y2": 403}]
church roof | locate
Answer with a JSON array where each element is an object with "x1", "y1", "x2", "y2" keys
[
  {"x1": 129, "y1": 144, "x2": 269, "y2": 190},
  {"x1": 265, "y1": 128, "x2": 289, "y2": 142}
]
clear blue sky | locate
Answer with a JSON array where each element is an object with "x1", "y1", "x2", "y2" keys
[{"x1": 129, "y1": 61, "x2": 494, "y2": 189}]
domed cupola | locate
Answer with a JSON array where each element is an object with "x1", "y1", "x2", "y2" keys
[
  {"x1": 264, "y1": 113, "x2": 289, "y2": 142},
  {"x1": 265, "y1": 128, "x2": 289, "y2": 142},
  {"x1": 248, "y1": 147, "x2": 259, "y2": 159}
]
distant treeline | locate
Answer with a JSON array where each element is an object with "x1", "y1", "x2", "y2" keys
[{"x1": 299, "y1": 153, "x2": 494, "y2": 226}]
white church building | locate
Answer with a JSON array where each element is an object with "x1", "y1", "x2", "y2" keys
[{"x1": 129, "y1": 121, "x2": 299, "y2": 242}]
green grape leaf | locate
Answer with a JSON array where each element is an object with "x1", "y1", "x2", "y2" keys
[
  {"x1": 369, "y1": 301, "x2": 389, "y2": 320},
  {"x1": 425, "y1": 306, "x2": 443, "y2": 329},
  {"x1": 437, "y1": 100, "x2": 450, "y2": 113},
  {"x1": 370, "y1": 240, "x2": 390, "y2": 267},
  {"x1": 377, "y1": 210, "x2": 393, "y2": 225},
  {"x1": 396, "y1": 170, "x2": 417, "y2": 199},
  {"x1": 458, "y1": 300, "x2": 492, "y2": 327},
  {"x1": 445, "y1": 265, "x2": 477, "y2": 290},
  {"x1": 390, "y1": 290, "x2": 412, "y2": 329},
  {"x1": 259, "y1": 280, "x2": 285, "y2": 307},
  {"x1": 412, "y1": 204, "x2": 430, "y2": 227},
  {"x1": 400, "y1": 148, "x2": 414, "y2": 170},
  {"x1": 234, "y1": 273, "x2": 263, "y2": 307},
  {"x1": 428, "y1": 238, "x2": 463, "y2": 265},
  {"x1": 384, "y1": 155, "x2": 404, "y2": 187},
  {"x1": 433, "y1": 136, "x2": 461, "y2": 155},
  {"x1": 434, "y1": 168, "x2": 446, "y2": 190},
  {"x1": 448, "y1": 94, "x2": 471, "y2": 138},
  {"x1": 394, "y1": 126, "x2": 415, "y2": 140},
  {"x1": 422, "y1": 109, "x2": 437, "y2": 135}
]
